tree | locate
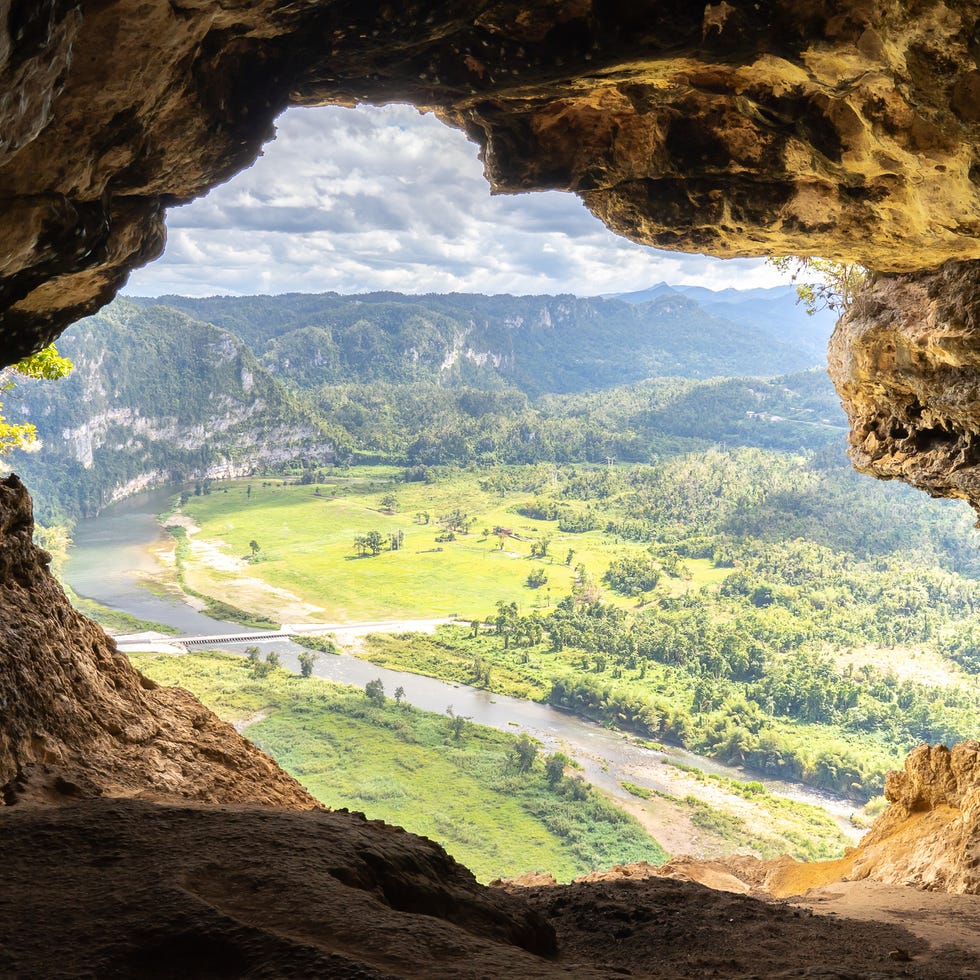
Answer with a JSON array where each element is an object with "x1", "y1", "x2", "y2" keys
[
  {"x1": 394, "y1": 685, "x2": 405, "y2": 705},
  {"x1": 445, "y1": 705, "x2": 469, "y2": 739},
  {"x1": 545, "y1": 754, "x2": 566, "y2": 786},
  {"x1": 526, "y1": 568, "x2": 548, "y2": 589},
  {"x1": 246, "y1": 646, "x2": 274, "y2": 678},
  {"x1": 365, "y1": 678, "x2": 386, "y2": 705},
  {"x1": 768, "y1": 256, "x2": 867, "y2": 316},
  {"x1": 366, "y1": 529, "x2": 385, "y2": 555},
  {"x1": 0, "y1": 345, "x2": 72, "y2": 455},
  {"x1": 512, "y1": 734, "x2": 538, "y2": 772},
  {"x1": 297, "y1": 651, "x2": 317, "y2": 677},
  {"x1": 380, "y1": 492, "x2": 398, "y2": 512},
  {"x1": 249, "y1": 539, "x2": 260, "y2": 556}
]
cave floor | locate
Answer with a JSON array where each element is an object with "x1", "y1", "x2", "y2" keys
[{"x1": 2, "y1": 799, "x2": 979, "y2": 978}]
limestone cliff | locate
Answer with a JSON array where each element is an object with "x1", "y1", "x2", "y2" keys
[
  {"x1": 845, "y1": 740, "x2": 980, "y2": 893},
  {"x1": 0, "y1": 473, "x2": 317, "y2": 808}
]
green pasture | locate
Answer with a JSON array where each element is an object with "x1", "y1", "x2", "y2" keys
[
  {"x1": 131, "y1": 649, "x2": 666, "y2": 882},
  {"x1": 177, "y1": 470, "x2": 715, "y2": 621}
]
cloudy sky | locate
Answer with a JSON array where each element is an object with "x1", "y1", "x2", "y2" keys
[{"x1": 124, "y1": 104, "x2": 792, "y2": 298}]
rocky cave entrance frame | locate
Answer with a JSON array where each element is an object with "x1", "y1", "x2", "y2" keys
[{"x1": 3, "y1": 0, "x2": 980, "y2": 911}]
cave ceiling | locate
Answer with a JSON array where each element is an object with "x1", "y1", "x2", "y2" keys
[{"x1": 3, "y1": 1, "x2": 980, "y2": 506}]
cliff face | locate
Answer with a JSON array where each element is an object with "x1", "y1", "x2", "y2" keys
[
  {"x1": 846, "y1": 740, "x2": 980, "y2": 893},
  {"x1": 828, "y1": 260, "x2": 980, "y2": 517},
  {"x1": 12, "y1": 302, "x2": 336, "y2": 515},
  {"x1": 0, "y1": 473, "x2": 317, "y2": 808}
]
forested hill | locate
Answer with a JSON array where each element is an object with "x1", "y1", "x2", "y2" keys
[
  {"x1": 611, "y1": 283, "x2": 834, "y2": 364},
  {"x1": 9, "y1": 302, "x2": 344, "y2": 520},
  {"x1": 7, "y1": 286, "x2": 841, "y2": 522},
  {"x1": 126, "y1": 287, "x2": 829, "y2": 395}
]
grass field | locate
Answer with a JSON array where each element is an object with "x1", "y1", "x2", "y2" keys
[
  {"x1": 157, "y1": 465, "x2": 979, "y2": 806},
  {"x1": 130, "y1": 649, "x2": 667, "y2": 882},
  {"x1": 175, "y1": 470, "x2": 720, "y2": 624}
]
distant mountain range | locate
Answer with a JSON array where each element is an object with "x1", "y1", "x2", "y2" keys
[
  {"x1": 6, "y1": 286, "x2": 844, "y2": 521},
  {"x1": 610, "y1": 283, "x2": 835, "y2": 363},
  {"x1": 131, "y1": 286, "x2": 833, "y2": 394}
]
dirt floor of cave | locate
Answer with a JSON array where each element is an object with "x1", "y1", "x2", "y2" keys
[{"x1": 2, "y1": 798, "x2": 979, "y2": 979}]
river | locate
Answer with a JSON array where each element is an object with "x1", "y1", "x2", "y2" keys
[{"x1": 64, "y1": 487, "x2": 862, "y2": 840}]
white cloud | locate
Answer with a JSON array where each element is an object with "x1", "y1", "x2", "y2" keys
[{"x1": 124, "y1": 104, "x2": 794, "y2": 298}]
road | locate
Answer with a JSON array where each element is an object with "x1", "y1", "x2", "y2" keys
[{"x1": 113, "y1": 617, "x2": 455, "y2": 651}]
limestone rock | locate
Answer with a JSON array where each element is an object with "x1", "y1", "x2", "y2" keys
[
  {"x1": 753, "y1": 740, "x2": 980, "y2": 897},
  {"x1": 4, "y1": 2, "x2": 980, "y2": 363},
  {"x1": 828, "y1": 260, "x2": 980, "y2": 516},
  {"x1": 845, "y1": 740, "x2": 980, "y2": 893},
  {"x1": 0, "y1": 473, "x2": 317, "y2": 809}
]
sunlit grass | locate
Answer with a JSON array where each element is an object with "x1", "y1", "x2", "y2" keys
[{"x1": 131, "y1": 648, "x2": 667, "y2": 882}]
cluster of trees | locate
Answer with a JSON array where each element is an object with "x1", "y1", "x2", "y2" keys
[
  {"x1": 534, "y1": 569, "x2": 979, "y2": 799},
  {"x1": 493, "y1": 601, "x2": 545, "y2": 648},
  {"x1": 353, "y1": 529, "x2": 404, "y2": 556},
  {"x1": 602, "y1": 554, "x2": 662, "y2": 596}
]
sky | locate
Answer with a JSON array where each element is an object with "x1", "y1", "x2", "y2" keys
[{"x1": 124, "y1": 104, "x2": 792, "y2": 299}]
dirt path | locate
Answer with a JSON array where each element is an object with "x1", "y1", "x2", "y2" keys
[
  {"x1": 232, "y1": 711, "x2": 269, "y2": 734},
  {"x1": 794, "y1": 879, "x2": 980, "y2": 977}
]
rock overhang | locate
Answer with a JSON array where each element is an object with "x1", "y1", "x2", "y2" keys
[{"x1": 2, "y1": 0, "x2": 980, "y2": 507}]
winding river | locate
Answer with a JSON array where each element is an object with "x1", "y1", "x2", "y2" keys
[{"x1": 65, "y1": 488, "x2": 862, "y2": 840}]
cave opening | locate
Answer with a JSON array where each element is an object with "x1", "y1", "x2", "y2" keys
[
  {"x1": 5, "y1": 4, "x2": 980, "y2": 974},
  {"x1": 11, "y1": 99, "x2": 976, "y2": 889}
]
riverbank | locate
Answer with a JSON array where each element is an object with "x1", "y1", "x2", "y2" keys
[
  {"x1": 131, "y1": 647, "x2": 667, "y2": 882},
  {"x1": 65, "y1": 485, "x2": 863, "y2": 862}
]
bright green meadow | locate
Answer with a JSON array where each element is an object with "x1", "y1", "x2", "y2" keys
[{"x1": 131, "y1": 649, "x2": 666, "y2": 883}]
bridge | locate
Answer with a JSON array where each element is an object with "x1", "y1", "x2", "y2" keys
[
  {"x1": 113, "y1": 618, "x2": 456, "y2": 652},
  {"x1": 178, "y1": 631, "x2": 296, "y2": 646}
]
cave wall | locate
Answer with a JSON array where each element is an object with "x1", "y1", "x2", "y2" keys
[
  {"x1": 829, "y1": 258, "x2": 980, "y2": 515},
  {"x1": 0, "y1": 473, "x2": 319, "y2": 807}
]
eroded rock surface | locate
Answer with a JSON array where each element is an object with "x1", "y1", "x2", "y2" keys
[
  {"x1": 3, "y1": 1, "x2": 980, "y2": 363},
  {"x1": 6, "y1": 797, "x2": 979, "y2": 980},
  {"x1": 828, "y1": 260, "x2": 980, "y2": 514},
  {"x1": 0, "y1": 800, "x2": 558, "y2": 979},
  {"x1": 846, "y1": 740, "x2": 980, "y2": 893},
  {"x1": 0, "y1": 473, "x2": 317, "y2": 808}
]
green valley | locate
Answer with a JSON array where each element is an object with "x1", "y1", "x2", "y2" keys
[
  {"x1": 16, "y1": 285, "x2": 980, "y2": 875},
  {"x1": 165, "y1": 453, "x2": 980, "y2": 804}
]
